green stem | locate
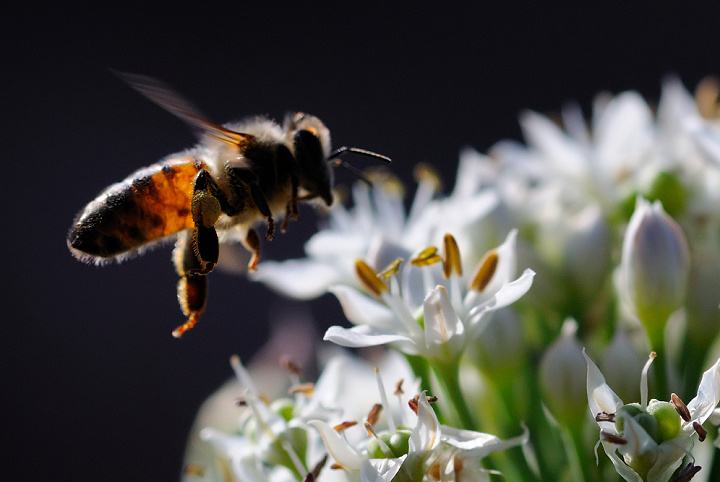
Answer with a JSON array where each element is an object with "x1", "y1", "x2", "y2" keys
[
  {"x1": 561, "y1": 425, "x2": 595, "y2": 482},
  {"x1": 404, "y1": 353, "x2": 446, "y2": 424},
  {"x1": 647, "y1": 327, "x2": 669, "y2": 399},
  {"x1": 430, "y1": 359, "x2": 476, "y2": 430}
]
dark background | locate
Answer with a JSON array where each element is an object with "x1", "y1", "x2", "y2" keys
[{"x1": 5, "y1": 7, "x2": 720, "y2": 482}]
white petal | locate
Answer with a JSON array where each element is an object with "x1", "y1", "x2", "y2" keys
[
  {"x1": 323, "y1": 325, "x2": 414, "y2": 348},
  {"x1": 423, "y1": 285, "x2": 464, "y2": 352},
  {"x1": 410, "y1": 393, "x2": 441, "y2": 452},
  {"x1": 305, "y1": 230, "x2": 368, "y2": 260},
  {"x1": 618, "y1": 413, "x2": 658, "y2": 460},
  {"x1": 519, "y1": 109, "x2": 587, "y2": 179},
  {"x1": 600, "y1": 441, "x2": 643, "y2": 482},
  {"x1": 361, "y1": 455, "x2": 407, "y2": 482},
  {"x1": 442, "y1": 425, "x2": 528, "y2": 459},
  {"x1": 307, "y1": 420, "x2": 363, "y2": 470},
  {"x1": 687, "y1": 358, "x2": 720, "y2": 424},
  {"x1": 252, "y1": 260, "x2": 341, "y2": 299},
  {"x1": 329, "y1": 285, "x2": 397, "y2": 329},
  {"x1": 583, "y1": 350, "x2": 623, "y2": 425},
  {"x1": 646, "y1": 438, "x2": 692, "y2": 482},
  {"x1": 467, "y1": 269, "x2": 535, "y2": 334}
]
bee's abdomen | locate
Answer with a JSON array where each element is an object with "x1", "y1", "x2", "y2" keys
[{"x1": 67, "y1": 158, "x2": 203, "y2": 263}]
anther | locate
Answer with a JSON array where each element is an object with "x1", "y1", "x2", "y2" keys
[
  {"x1": 442, "y1": 233, "x2": 463, "y2": 278},
  {"x1": 234, "y1": 396, "x2": 248, "y2": 407},
  {"x1": 693, "y1": 422, "x2": 707, "y2": 442},
  {"x1": 355, "y1": 260, "x2": 388, "y2": 296},
  {"x1": 427, "y1": 462, "x2": 441, "y2": 480},
  {"x1": 280, "y1": 356, "x2": 302, "y2": 376},
  {"x1": 595, "y1": 412, "x2": 616, "y2": 423},
  {"x1": 453, "y1": 456, "x2": 464, "y2": 475},
  {"x1": 413, "y1": 163, "x2": 441, "y2": 191},
  {"x1": 394, "y1": 379, "x2": 405, "y2": 396},
  {"x1": 411, "y1": 246, "x2": 443, "y2": 267},
  {"x1": 288, "y1": 383, "x2": 315, "y2": 396},
  {"x1": 184, "y1": 464, "x2": 205, "y2": 477},
  {"x1": 303, "y1": 455, "x2": 328, "y2": 482},
  {"x1": 333, "y1": 421, "x2": 358, "y2": 432},
  {"x1": 366, "y1": 403, "x2": 382, "y2": 427},
  {"x1": 601, "y1": 431, "x2": 628, "y2": 445},
  {"x1": 330, "y1": 463, "x2": 344, "y2": 470},
  {"x1": 671, "y1": 462, "x2": 702, "y2": 482},
  {"x1": 408, "y1": 398, "x2": 419, "y2": 414},
  {"x1": 379, "y1": 258, "x2": 403, "y2": 280},
  {"x1": 470, "y1": 250, "x2": 499, "y2": 292},
  {"x1": 671, "y1": 393, "x2": 691, "y2": 422}
]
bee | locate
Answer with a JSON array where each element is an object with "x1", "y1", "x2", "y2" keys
[{"x1": 67, "y1": 73, "x2": 389, "y2": 338}]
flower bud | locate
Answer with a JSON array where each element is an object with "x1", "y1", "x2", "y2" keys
[
  {"x1": 540, "y1": 320, "x2": 587, "y2": 424},
  {"x1": 620, "y1": 198, "x2": 690, "y2": 329},
  {"x1": 602, "y1": 329, "x2": 646, "y2": 402}
]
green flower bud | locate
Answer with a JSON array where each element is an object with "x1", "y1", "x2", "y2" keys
[
  {"x1": 615, "y1": 403, "x2": 643, "y2": 433},
  {"x1": 270, "y1": 398, "x2": 295, "y2": 422},
  {"x1": 634, "y1": 412, "x2": 659, "y2": 442},
  {"x1": 260, "y1": 426, "x2": 308, "y2": 474},
  {"x1": 647, "y1": 400, "x2": 681, "y2": 442},
  {"x1": 367, "y1": 429, "x2": 412, "y2": 458}
]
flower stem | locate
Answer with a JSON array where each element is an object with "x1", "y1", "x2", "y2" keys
[
  {"x1": 431, "y1": 359, "x2": 476, "y2": 430},
  {"x1": 560, "y1": 425, "x2": 595, "y2": 482},
  {"x1": 647, "y1": 326, "x2": 669, "y2": 399}
]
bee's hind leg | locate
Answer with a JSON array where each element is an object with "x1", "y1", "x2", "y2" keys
[
  {"x1": 172, "y1": 230, "x2": 209, "y2": 338},
  {"x1": 281, "y1": 173, "x2": 300, "y2": 233},
  {"x1": 190, "y1": 170, "x2": 222, "y2": 274}
]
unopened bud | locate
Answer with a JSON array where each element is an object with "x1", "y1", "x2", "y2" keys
[{"x1": 620, "y1": 198, "x2": 690, "y2": 330}]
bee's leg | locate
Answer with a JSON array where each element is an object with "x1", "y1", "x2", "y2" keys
[
  {"x1": 172, "y1": 230, "x2": 208, "y2": 338},
  {"x1": 281, "y1": 174, "x2": 300, "y2": 233},
  {"x1": 242, "y1": 228, "x2": 262, "y2": 272},
  {"x1": 190, "y1": 170, "x2": 222, "y2": 274},
  {"x1": 228, "y1": 168, "x2": 275, "y2": 240}
]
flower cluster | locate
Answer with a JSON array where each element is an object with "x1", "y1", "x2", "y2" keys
[{"x1": 183, "y1": 77, "x2": 720, "y2": 481}]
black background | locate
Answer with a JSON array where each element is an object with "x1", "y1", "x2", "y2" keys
[{"x1": 6, "y1": 7, "x2": 720, "y2": 482}]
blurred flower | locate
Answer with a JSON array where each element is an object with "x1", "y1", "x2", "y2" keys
[
  {"x1": 539, "y1": 319, "x2": 588, "y2": 425},
  {"x1": 585, "y1": 351, "x2": 720, "y2": 481},
  {"x1": 619, "y1": 197, "x2": 690, "y2": 331},
  {"x1": 322, "y1": 231, "x2": 534, "y2": 363},
  {"x1": 601, "y1": 328, "x2": 647, "y2": 403},
  {"x1": 252, "y1": 166, "x2": 504, "y2": 299}
]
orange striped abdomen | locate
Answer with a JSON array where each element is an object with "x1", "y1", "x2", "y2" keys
[{"x1": 68, "y1": 157, "x2": 203, "y2": 262}]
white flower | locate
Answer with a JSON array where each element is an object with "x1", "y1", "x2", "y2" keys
[
  {"x1": 252, "y1": 166, "x2": 504, "y2": 299},
  {"x1": 322, "y1": 231, "x2": 535, "y2": 363},
  {"x1": 585, "y1": 351, "x2": 720, "y2": 481},
  {"x1": 619, "y1": 197, "x2": 690, "y2": 328},
  {"x1": 309, "y1": 371, "x2": 526, "y2": 482}
]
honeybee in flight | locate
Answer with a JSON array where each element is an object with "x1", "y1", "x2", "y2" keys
[{"x1": 67, "y1": 73, "x2": 390, "y2": 338}]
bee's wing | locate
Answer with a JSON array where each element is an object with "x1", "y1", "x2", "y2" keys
[{"x1": 116, "y1": 71, "x2": 253, "y2": 149}]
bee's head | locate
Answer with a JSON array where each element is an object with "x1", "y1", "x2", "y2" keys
[{"x1": 286, "y1": 112, "x2": 334, "y2": 206}]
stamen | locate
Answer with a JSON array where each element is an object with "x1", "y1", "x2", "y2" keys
[
  {"x1": 427, "y1": 462, "x2": 441, "y2": 480},
  {"x1": 355, "y1": 260, "x2": 388, "y2": 296},
  {"x1": 394, "y1": 379, "x2": 405, "y2": 396},
  {"x1": 183, "y1": 464, "x2": 205, "y2": 477},
  {"x1": 234, "y1": 396, "x2": 248, "y2": 407},
  {"x1": 693, "y1": 422, "x2": 707, "y2": 442},
  {"x1": 411, "y1": 246, "x2": 443, "y2": 267},
  {"x1": 330, "y1": 463, "x2": 344, "y2": 470},
  {"x1": 671, "y1": 462, "x2": 702, "y2": 482},
  {"x1": 671, "y1": 393, "x2": 691, "y2": 422},
  {"x1": 595, "y1": 412, "x2": 616, "y2": 423},
  {"x1": 413, "y1": 163, "x2": 441, "y2": 191},
  {"x1": 280, "y1": 356, "x2": 302, "y2": 376},
  {"x1": 379, "y1": 258, "x2": 404, "y2": 280},
  {"x1": 280, "y1": 437, "x2": 309, "y2": 477},
  {"x1": 333, "y1": 421, "x2": 358, "y2": 432},
  {"x1": 442, "y1": 233, "x2": 463, "y2": 278},
  {"x1": 601, "y1": 431, "x2": 628, "y2": 445},
  {"x1": 408, "y1": 398, "x2": 419, "y2": 414},
  {"x1": 696, "y1": 76, "x2": 720, "y2": 119},
  {"x1": 470, "y1": 250, "x2": 499, "y2": 292},
  {"x1": 366, "y1": 403, "x2": 383, "y2": 428},
  {"x1": 289, "y1": 383, "x2": 315, "y2": 396},
  {"x1": 303, "y1": 455, "x2": 328, "y2": 482},
  {"x1": 453, "y1": 455, "x2": 464, "y2": 475},
  {"x1": 364, "y1": 422, "x2": 394, "y2": 457},
  {"x1": 641, "y1": 352, "x2": 657, "y2": 409},
  {"x1": 375, "y1": 368, "x2": 397, "y2": 433}
]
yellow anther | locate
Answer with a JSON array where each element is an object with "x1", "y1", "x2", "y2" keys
[
  {"x1": 333, "y1": 420, "x2": 358, "y2": 432},
  {"x1": 427, "y1": 463, "x2": 441, "y2": 480},
  {"x1": 288, "y1": 383, "x2": 315, "y2": 396},
  {"x1": 470, "y1": 250, "x2": 499, "y2": 292},
  {"x1": 696, "y1": 76, "x2": 720, "y2": 119},
  {"x1": 366, "y1": 169, "x2": 405, "y2": 197},
  {"x1": 442, "y1": 233, "x2": 463, "y2": 278},
  {"x1": 379, "y1": 258, "x2": 404, "y2": 280},
  {"x1": 411, "y1": 246, "x2": 442, "y2": 267},
  {"x1": 366, "y1": 403, "x2": 383, "y2": 427},
  {"x1": 413, "y1": 163, "x2": 442, "y2": 190},
  {"x1": 355, "y1": 260, "x2": 388, "y2": 296}
]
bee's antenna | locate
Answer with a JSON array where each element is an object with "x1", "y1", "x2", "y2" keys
[{"x1": 327, "y1": 146, "x2": 392, "y2": 164}]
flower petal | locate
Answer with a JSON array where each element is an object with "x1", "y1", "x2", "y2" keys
[
  {"x1": 410, "y1": 392, "x2": 441, "y2": 453},
  {"x1": 600, "y1": 441, "x2": 643, "y2": 482},
  {"x1": 361, "y1": 455, "x2": 407, "y2": 482},
  {"x1": 423, "y1": 285, "x2": 464, "y2": 355},
  {"x1": 686, "y1": 358, "x2": 720, "y2": 424},
  {"x1": 307, "y1": 420, "x2": 363, "y2": 470},
  {"x1": 252, "y1": 259, "x2": 341, "y2": 299},
  {"x1": 442, "y1": 425, "x2": 528, "y2": 459},
  {"x1": 323, "y1": 325, "x2": 414, "y2": 349},
  {"x1": 583, "y1": 350, "x2": 623, "y2": 426},
  {"x1": 329, "y1": 285, "x2": 397, "y2": 330}
]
